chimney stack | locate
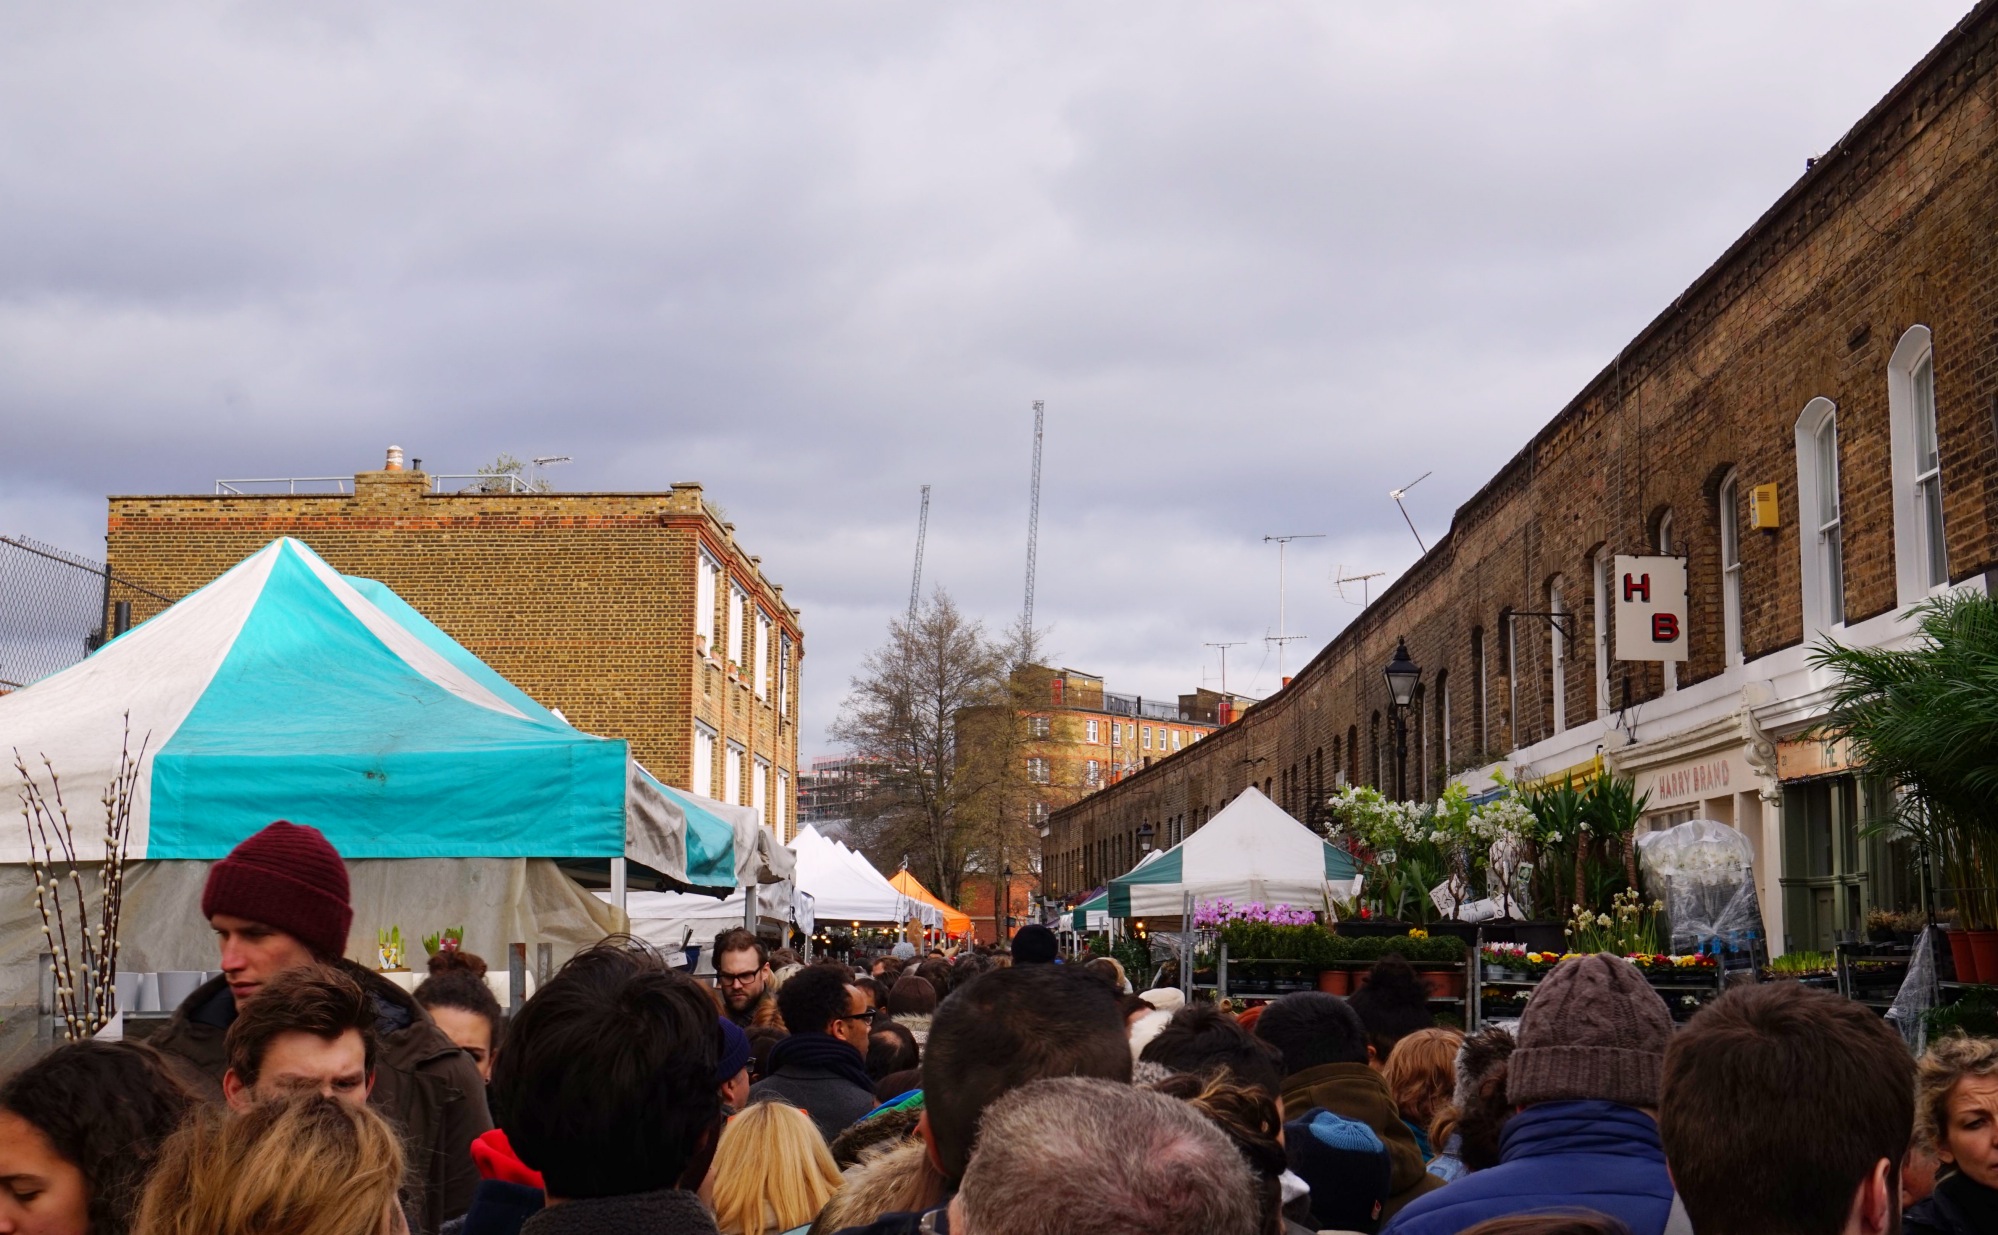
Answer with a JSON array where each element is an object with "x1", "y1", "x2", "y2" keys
[{"x1": 385, "y1": 445, "x2": 405, "y2": 472}]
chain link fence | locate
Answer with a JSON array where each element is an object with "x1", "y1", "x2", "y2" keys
[{"x1": 0, "y1": 535, "x2": 174, "y2": 691}]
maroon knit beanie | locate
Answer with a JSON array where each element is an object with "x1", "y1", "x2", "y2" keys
[{"x1": 200, "y1": 821, "x2": 353, "y2": 961}]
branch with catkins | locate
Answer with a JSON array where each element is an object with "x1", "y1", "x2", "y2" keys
[{"x1": 13, "y1": 714, "x2": 147, "y2": 1040}]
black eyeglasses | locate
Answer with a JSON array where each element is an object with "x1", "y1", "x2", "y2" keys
[
  {"x1": 716, "y1": 969, "x2": 763, "y2": 988},
  {"x1": 837, "y1": 1009, "x2": 884, "y2": 1025}
]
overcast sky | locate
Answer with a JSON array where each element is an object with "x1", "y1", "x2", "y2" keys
[{"x1": 0, "y1": 1, "x2": 1973, "y2": 755}]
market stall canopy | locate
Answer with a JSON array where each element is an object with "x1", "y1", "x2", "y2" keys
[
  {"x1": 609, "y1": 880, "x2": 816, "y2": 962},
  {"x1": 790, "y1": 826, "x2": 942, "y2": 927},
  {"x1": 1106, "y1": 787, "x2": 1359, "y2": 918},
  {"x1": 889, "y1": 868, "x2": 971, "y2": 936},
  {"x1": 1068, "y1": 889, "x2": 1108, "y2": 932},
  {"x1": 0, "y1": 538, "x2": 786, "y2": 887}
]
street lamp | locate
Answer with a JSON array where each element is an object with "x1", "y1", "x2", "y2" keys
[
  {"x1": 1137, "y1": 822, "x2": 1156, "y2": 853},
  {"x1": 1002, "y1": 864, "x2": 1014, "y2": 941},
  {"x1": 1381, "y1": 637, "x2": 1422, "y2": 800}
]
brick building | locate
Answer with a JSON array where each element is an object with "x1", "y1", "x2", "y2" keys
[
  {"x1": 1047, "y1": 3, "x2": 1998, "y2": 954},
  {"x1": 1020, "y1": 666, "x2": 1237, "y2": 811},
  {"x1": 103, "y1": 456, "x2": 804, "y2": 841}
]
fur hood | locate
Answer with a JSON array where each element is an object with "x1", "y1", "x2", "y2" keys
[{"x1": 808, "y1": 1138, "x2": 947, "y2": 1235}]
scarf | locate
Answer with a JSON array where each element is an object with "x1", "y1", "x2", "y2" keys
[
  {"x1": 766, "y1": 1031, "x2": 875, "y2": 1093},
  {"x1": 1940, "y1": 1171, "x2": 1998, "y2": 1233}
]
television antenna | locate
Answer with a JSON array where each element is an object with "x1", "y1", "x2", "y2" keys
[
  {"x1": 1389, "y1": 471, "x2": 1432, "y2": 553},
  {"x1": 1203, "y1": 641, "x2": 1245, "y2": 696},
  {"x1": 1335, "y1": 565, "x2": 1386, "y2": 609},
  {"x1": 529, "y1": 455, "x2": 572, "y2": 489},
  {"x1": 1263, "y1": 533, "x2": 1323, "y2": 682}
]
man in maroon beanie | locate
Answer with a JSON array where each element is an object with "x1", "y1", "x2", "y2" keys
[{"x1": 153, "y1": 820, "x2": 491, "y2": 1235}]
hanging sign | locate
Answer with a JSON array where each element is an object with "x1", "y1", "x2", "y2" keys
[{"x1": 1613, "y1": 555, "x2": 1688, "y2": 662}]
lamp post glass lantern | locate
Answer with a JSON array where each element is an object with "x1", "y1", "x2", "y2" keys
[{"x1": 1382, "y1": 638, "x2": 1422, "y2": 800}]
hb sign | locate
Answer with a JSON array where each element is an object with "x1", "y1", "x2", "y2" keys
[{"x1": 1612, "y1": 554, "x2": 1688, "y2": 663}]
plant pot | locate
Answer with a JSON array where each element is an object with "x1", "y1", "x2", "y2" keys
[
  {"x1": 1317, "y1": 969, "x2": 1351, "y2": 995},
  {"x1": 1418, "y1": 968, "x2": 1466, "y2": 999},
  {"x1": 1969, "y1": 931, "x2": 1998, "y2": 986},
  {"x1": 1948, "y1": 930, "x2": 1978, "y2": 984}
]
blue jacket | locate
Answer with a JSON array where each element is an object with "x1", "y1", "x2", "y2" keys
[{"x1": 1381, "y1": 1101, "x2": 1674, "y2": 1235}]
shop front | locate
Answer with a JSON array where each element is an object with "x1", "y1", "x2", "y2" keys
[{"x1": 1773, "y1": 735, "x2": 1921, "y2": 954}]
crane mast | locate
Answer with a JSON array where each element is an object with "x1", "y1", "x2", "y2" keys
[
  {"x1": 1023, "y1": 401, "x2": 1044, "y2": 630},
  {"x1": 908, "y1": 484, "x2": 930, "y2": 624}
]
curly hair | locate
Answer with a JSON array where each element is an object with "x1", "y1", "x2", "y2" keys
[
  {"x1": 1917, "y1": 1033, "x2": 1998, "y2": 1156},
  {"x1": 1147, "y1": 1071, "x2": 1286, "y2": 1234},
  {"x1": 1383, "y1": 1027, "x2": 1464, "y2": 1128},
  {"x1": 0, "y1": 1040, "x2": 195, "y2": 1235}
]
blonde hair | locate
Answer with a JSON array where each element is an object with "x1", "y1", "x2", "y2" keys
[
  {"x1": 1917, "y1": 1034, "x2": 1998, "y2": 1157},
  {"x1": 134, "y1": 1093, "x2": 405, "y2": 1235},
  {"x1": 709, "y1": 1101, "x2": 843, "y2": 1235},
  {"x1": 1384, "y1": 1026, "x2": 1464, "y2": 1128}
]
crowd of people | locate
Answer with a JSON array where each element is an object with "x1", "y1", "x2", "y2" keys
[{"x1": 1, "y1": 819, "x2": 1996, "y2": 1235}]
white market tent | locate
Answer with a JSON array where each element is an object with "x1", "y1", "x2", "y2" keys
[
  {"x1": 608, "y1": 881, "x2": 817, "y2": 968},
  {"x1": 790, "y1": 826, "x2": 941, "y2": 928},
  {"x1": 1106, "y1": 787, "x2": 1360, "y2": 919}
]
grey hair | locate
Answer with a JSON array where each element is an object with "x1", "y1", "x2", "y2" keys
[{"x1": 957, "y1": 1077, "x2": 1261, "y2": 1235}]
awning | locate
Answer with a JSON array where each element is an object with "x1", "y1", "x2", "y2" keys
[
  {"x1": 890, "y1": 868, "x2": 972, "y2": 936},
  {"x1": 1107, "y1": 787, "x2": 1358, "y2": 918}
]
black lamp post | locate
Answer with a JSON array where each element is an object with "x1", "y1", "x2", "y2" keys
[
  {"x1": 1002, "y1": 864, "x2": 1014, "y2": 940},
  {"x1": 1137, "y1": 822, "x2": 1156, "y2": 853},
  {"x1": 1382, "y1": 637, "x2": 1422, "y2": 800}
]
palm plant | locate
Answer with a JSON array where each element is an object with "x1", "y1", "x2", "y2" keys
[{"x1": 1811, "y1": 591, "x2": 1998, "y2": 927}]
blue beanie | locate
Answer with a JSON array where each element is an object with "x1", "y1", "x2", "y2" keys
[
  {"x1": 716, "y1": 1016, "x2": 752, "y2": 1086},
  {"x1": 1286, "y1": 1106, "x2": 1392, "y2": 1232}
]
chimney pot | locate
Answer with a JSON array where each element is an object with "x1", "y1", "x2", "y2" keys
[{"x1": 385, "y1": 445, "x2": 405, "y2": 472}]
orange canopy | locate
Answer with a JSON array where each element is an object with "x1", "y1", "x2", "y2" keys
[{"x1": 891, "y1": 869, "x2": 973, "y2": 936}]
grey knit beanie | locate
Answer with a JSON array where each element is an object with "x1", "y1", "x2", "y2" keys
[{"x1": 1506, "y1": 952, "x2": 1672, "y2": 1108}]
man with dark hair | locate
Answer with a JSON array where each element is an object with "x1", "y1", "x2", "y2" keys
[
  {"x1": 491, "y1": 941, "x2": 724, "y2": 1235},
  {"x1": 221, "y1": 964, "x2": 378, "y2": 1110},
  {"x1": 1347, "y1": 957, "x2": 1437, "y2": 1065},
  {"x1": 1009, "y1": 923, "x2": 1058, "y2": 965},
  {"x1": 832, "y1": 964, "x2": 1134, "y2": 1235},
  {"x1": 1383, "y1": 954, "x2": 1675, "y2": 1235},
  {"x1": 1256, "y1": 991, "x2": 1441, "y2": 1223},
  {"x1": 712, "y1": 927, "x2": 775, "y2": 1028},
  {"x1": 152, "y1": 821, "x2": 487, "y2": 1234},
  {"x1": 1139, "y1": 1002, "x2": 1284, "y2": 1096},
  {"x1": 749, "y1": 964, "x2": 879, "y2": 1141},
  {"x1": 1661, "y1": 983, "x2": 1912, "y2": 1235}
]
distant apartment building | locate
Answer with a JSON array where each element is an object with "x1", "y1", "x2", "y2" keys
[
  {"x1": 798, "y1": 755, "x2": 882, "y2": 835},
  {"x1": 103, "y1": 450, "x2": 804, "y2": 844}
]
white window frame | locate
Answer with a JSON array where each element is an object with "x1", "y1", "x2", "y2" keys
[
  {"x1": 1111, "y1": 724, "x2": 1122, "y2": 748},
  {"x1": 725, "y1": 742, "x2": 745, "y2": 805},
  {"x1": 696, "y1": 549, "x2": 720, "y2": 654},
  {"x1": 1171, "y1": 730, "x2": 1182, "y2": 752},
  {"x1": 1028, "y1": 756, "x2": 1050, "y2": 784},
  {"x1": 1028, "y1": 715, "x2": 1051, "y2": 739},
  {"x1": 1086, "y1": 719, "x2": 1100, "y2": 744},
  {"x1": 727, "y1": 584, "x2": 747, "y2": 665},
  {"x1": 1141, "y1": 725, "x2": 1152, "y2": 750},
  {"x1": 754, "y1": 611, "x2": 772, "y2": 699},
  {"x1": 1888, "y1": 325, "x2": 1949, "y2": 601},
  {"x1": 753, "y1": 757, "x2": 770, "y2": 820},
  {"x1": 1657, "y1": 513, "x2": 1678, "y2": 693},
  {"x1": 1549, "y1": 581, "x2": 1567, "y2": 734},
  {"x1": 692, "y1": 724, "x2": 716, "y2": 799},
  {"x1": 1794, "y1": 397, "x2": 1845, "y2": 634},
  {"x1": 778, "y1": 634, "x2": 792, "y2": 716},
  {"x1": 1592, "y1": 552, "x2": 1612, "y2": 717},
  {"x1": 775, "y1": 769, "x2": 789, "y2": 839},
  {"x1": 1718, "y1": 472, "x2": 1743, "y2": 667},
  {"x1": 1085, "y1": 759, "x2": 1101, "y2": 788}
]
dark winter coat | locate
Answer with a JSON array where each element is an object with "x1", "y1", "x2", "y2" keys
[
  {"x1": 749, "y1": 1035, "x2": 878, "y2": 1142},
  {"x1": 151, "y1": 962, "x2": 492, "y2": 1235},
  {"x1": 1905, "y1": 1172, "x2": 1998, "y2": 1235},
  {"x1": 519, "y1": 1189, "x2": 720, "y2": 1235},
  {"x1": 1279, "y1": 1062, "x2": 1444, "y2": 1222},
  {"x1": 1380, "y1": 1101, "x2": 1674, "y2": 1235}
]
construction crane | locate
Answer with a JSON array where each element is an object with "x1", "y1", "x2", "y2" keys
[
  {"x1": 908, "y1": 484, "x2": 931, "y2": 624},
  {"x1": 1022, "y1": 400, "x2": 1044, "y2": 631}
]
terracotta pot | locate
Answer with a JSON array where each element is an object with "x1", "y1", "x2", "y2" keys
[
  {"x1": 1969, "y1": 930, "x2": 1998, "y2": 986},
  {"x1": 1418, "y1": 967, "x2": 1466, "y2": 999},
  {"x1": 1317, "y1": 968, "x2": 1351, "y2": 995},
  {"x1": 1948, "y1": 929, "x2": 1978, "y2": 984}
]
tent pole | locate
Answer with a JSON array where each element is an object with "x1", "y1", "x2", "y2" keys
[
  {"x1": 1181, "y1": 891, "x2": 1194, "y2": 1001},
  {"x1": 610, "y1": 858, "x2": 628, "y2": 920},
  {"x1": 744, "y1": 884, "x2": 759, "y2": 931}
]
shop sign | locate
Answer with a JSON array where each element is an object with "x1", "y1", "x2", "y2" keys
[
  {"x1": 1613, "y1": 555, "x2": 1688, "y2": 663},
  {"x1": 1777, "y1": 736, "x2": 1859, "y2": 781},
  {"x1": 1635, "y1": 750, "x2": 1755, "y2": 807}
]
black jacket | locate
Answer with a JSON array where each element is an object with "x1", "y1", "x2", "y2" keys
[
  {"x1": 151, "y1": 962, "x2": 492, "y2": 1234},
  {"x1": 519, "y1": 1189, "x2": 719, "y2": 1235},
  {"x1": 1906, "y1": 1173, "x2": 1998, "y2": 1235}
]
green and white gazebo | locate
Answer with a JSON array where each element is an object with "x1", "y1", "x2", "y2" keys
[{"x1": 1106, "y1": 787, "x2": 1359, "y2": 919}]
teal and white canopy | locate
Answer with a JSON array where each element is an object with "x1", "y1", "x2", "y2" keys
[
  {"x1": 1106, "y1": 787, "x2": 1359, "y2": 918},
  {"x1": 0, "y1": 538, "x2": 782, "y2": 888}
]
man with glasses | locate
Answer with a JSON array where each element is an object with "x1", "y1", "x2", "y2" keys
[
  {"x1": 712, "y1": 928, "x2": 777, "y2": 1029},
  {"x1": 748, "y1": 964, "x2": 881, "y2": 1142}
]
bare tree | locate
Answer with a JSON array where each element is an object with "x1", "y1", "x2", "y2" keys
[{"x1": 832, "y1": 590, "x2": 1007, "y2": 903}]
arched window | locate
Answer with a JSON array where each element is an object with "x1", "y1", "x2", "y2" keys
[
  {"x1": 1655, "y1": 512, "x2": 1679, "y2": 693},
  {"x1": 1370, "y1": 712, "x2": 1383, "y2": 789},
  {"x1": 1889, "y1": 325, "x2": 1948, "y2": 600},
  {"x1": 1717, "y1": 471, "x2": 1743, "y2": 667},
  {"x1": 1592, "y1": 550, "x2": 1612, "y2": 716},
  {"x1": 1412, "y1": 684, "x2": 1428, "y2": 799},
  {"x1": 1499, "y1": 610, "x2": 1517, "y2": 745},
  {"x1": 1347, "y1": 724, "x2": 1359, "y2": 786},
  {"x1": 1434, "y1": 669, "x2": 1451, "y2": 792},
  {"x1": 1794, "y1": 397, "x2": 1845, "y2": 633},
  {"x1": 1548, "y1": 579, "x2": 1568, "y2": 734},
  {"x1": 1470, "y1": 627, "x2": 1487, "y2": 754}
]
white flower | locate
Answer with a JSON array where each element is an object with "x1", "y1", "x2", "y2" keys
[{"x1": 1597, "y1": 914, "x2": 1612, "y2": 927}]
